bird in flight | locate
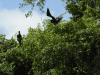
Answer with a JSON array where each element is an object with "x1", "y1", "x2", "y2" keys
[
  {"x1": 17, "y1": 31, "x2": 22, "y2": 46},
  {"x1": 47, "y1": 8, "x2": 68, "y2": 25}
]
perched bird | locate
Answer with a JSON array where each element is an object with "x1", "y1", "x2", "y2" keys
[
  {"x1": 17, "y1": 31, "x2": 22, "y2": 46},
  {"x1": 47, "y1": 8, "x2": 68, "y2": 25}
]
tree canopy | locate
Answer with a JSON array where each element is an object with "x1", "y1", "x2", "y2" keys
[{"x1": 0, "y1": 0, "x2": 100, "y2": 75}]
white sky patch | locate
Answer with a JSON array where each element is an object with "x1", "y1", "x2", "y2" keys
[
  {"x1": 0, "y1": 8, "x2": 47, "y2": 39},
  {"x1": 50, "y1": 10, "x2": 55, "y2": 16}
]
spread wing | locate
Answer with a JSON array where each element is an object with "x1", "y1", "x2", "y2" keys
[
  {"x1": 56, "y1": 11, "x2": 68, "y2": 21},
  {"x1": 47, "y1": 8, "x2": 56, "y2": 20}
]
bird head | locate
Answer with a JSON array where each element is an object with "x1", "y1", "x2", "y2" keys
[{"x1": 18, "y1": 31, "x2": 20, "y2": 34}]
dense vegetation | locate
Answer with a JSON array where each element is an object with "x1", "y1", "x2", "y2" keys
[{"x1": 0, "y1": 0, "x2": 100, "y2": 75}]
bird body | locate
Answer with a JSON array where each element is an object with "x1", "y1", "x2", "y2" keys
[
  {"x1": 47, "y1": 8, "x2": 68, "y2": 25},
  {"x1": 17, "y1": 31, "x2": 22, "y2": 46}
]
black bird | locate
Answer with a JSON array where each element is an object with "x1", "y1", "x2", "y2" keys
[
  {"x1": 17, "y1": 31, "x2": 22, "y2": 46},
  {"x1": 47, "y1": 8, "x2": 68, "y2": 25}
]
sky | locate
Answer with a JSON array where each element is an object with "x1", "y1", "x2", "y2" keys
[{"x1": 0, "y1": 0, "x2": 72, "y2": 40}]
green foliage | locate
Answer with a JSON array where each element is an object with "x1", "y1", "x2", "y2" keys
[
  {"x1": 1, "y1": 1, "x2": 100, "y2": 74},
  {"x1": 0, "y1": 35, "x2": 17, "y2": 52},
  {"x1": 19, "y1": 0, "x2": 45, "y2": 17},
  {"x1": 1, "y1": 9, "x2": 100, "y2": 74},
  {"x1": 1, "y1": 8, "x2": 100, "y2": 74}
]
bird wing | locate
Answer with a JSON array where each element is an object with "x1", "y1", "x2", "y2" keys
[
  {"x1": 47, "y1": 8, "x2": 52, "y2": 17},
  {"x1": 47, "y1": 8, "x2": 56, "y2": 20},
  {"x1": 56, "y1": 11, "x2": 68, "y2": 20}
]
